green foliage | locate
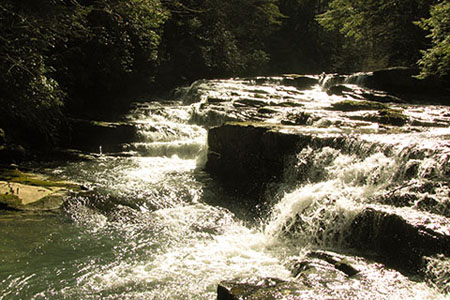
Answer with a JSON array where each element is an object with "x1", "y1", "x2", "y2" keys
[
  {"x1": 316, "y1": 0, "x2": 430, "y2": 71},
  {"x1": 0, "y1": 0, "x2": 168, "y2": 148},
  {"x1": 52, "y1": 0, "x2": 168, "y2": 110},
  {"x1": 416, "y1": 1, "x2": 450, "y2": 80},
  {"x1": 267, "y1": 0, "x2": 336, "y2": 73},
  {"x1": 0, "y1": 2, "x2": 66, "y2": 147},
  {"x1": 157, "y1": 0, "x2": 282, "y2": 87}
]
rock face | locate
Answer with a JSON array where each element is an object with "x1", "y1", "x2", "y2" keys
[
  {"x1": 206, "y1": 123, "x2": 303, "y2": 196},
  {"x1": 349, "y1": 206, "x2": 450, "y2": 272},
  {"x1": 0, "y1": 168, "x2": 79, "y2": 211}
]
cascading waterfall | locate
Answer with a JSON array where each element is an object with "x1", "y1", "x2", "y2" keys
[{"x1": 1, "y1": 75, "x2": 449, "y2": 300}]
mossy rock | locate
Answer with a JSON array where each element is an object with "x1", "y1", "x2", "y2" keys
[
  {"x1": 330, "y1": 100, "x2": 388, "y2": 112},
  {"x1": 0, "y1": 168, "x2": 78, "y2": 189},
  {"x1": 360, "y1": 109, "x2": 409, "y2": 126},
  {"x1": 0, "y1": 168, "x2": 80, "y2": 210}
]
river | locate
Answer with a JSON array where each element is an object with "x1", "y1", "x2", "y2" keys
[{"x1": 1, "y1": 76, "x2": 449, "y2": 299}]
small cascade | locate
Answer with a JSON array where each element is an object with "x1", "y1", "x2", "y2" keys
[
  {"x1": 265, "y1": 130, "x2": 450, "y2": 244},
  {"x1": 124, "y1": 101, "x2": 207, "y2": 159}
]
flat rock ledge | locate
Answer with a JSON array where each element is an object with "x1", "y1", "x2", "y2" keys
[{"x1": 0, "y1": 168, "x2": 79, "y2": 211}]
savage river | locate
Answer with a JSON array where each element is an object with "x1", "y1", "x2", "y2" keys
[{"x1": 1, "y1": 73, "x2": 449, "y2": 299}]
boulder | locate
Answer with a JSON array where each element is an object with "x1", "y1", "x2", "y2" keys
[
  {"x1": 218, "y1": 278, "x2": 304, "y2": 300},
  {"x1": 206, "y1": 122, "x2": 305, "y2": 196},
  {"x1": 0, "y1": 168, "x2": 80, "y2": 211},
  {"x1": 281, "y1": 75, "x2": 319, "y2": 90},
  {"x1": 348, "y1": 206, "x2": 450, "y2": 273}
]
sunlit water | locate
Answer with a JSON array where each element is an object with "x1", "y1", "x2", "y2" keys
[{"x1": 1, "y1": 86, "x2": 449, "y2": 299}]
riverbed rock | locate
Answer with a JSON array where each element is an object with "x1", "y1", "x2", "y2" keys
[
  {"x1": 0, "y1": 168, "x2": 79, "y2": 211},
  {"x1": 206, "y1": 122, "x2": 304, "y2": 197},
  {"x1": 280, "y1": 75, "x2": 319, "y2": 90},
  {"x1": 218, "y1": 278, "x2": 307, "y2": 300},
  {"x1": 348, "y1": 206, "x2": 450, "y2": 273}
]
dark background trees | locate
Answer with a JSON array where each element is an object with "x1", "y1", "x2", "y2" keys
[{"x1": 0, "y1": 0, "x2": 448, "y2": 149}]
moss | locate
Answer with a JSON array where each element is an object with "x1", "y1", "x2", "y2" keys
[
  {"x1": 0, "y1": 193, "x2": 20, "y2": 207},
  {"x1": 376, "y1": 109, "x2": 408, "y2": 126},
  {"x1": 330, "y1": 100, "x2": 388, "y2": 111},
  {"x1": 350, "y1": 108, "x2": 409, "y2": 126},
  {"x1": 0, "y1": 168, "x2": 78, "y2": 189}
]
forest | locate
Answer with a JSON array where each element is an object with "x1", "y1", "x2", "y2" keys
[{"x1": 0, "y1": 0, "x2": 449, "y2": 150}]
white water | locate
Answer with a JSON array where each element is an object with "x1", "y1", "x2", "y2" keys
[{"x1": 1, "y1": 81, "x2": 449, "y2": 299}]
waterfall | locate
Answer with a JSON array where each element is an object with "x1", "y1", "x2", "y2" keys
[{"x1": 2, "y1": 75, "x2": 449, "y2": 300}]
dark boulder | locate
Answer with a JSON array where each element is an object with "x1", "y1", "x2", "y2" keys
[
  {"x1": 281, "y1": 75, "x2": 319, "y2": 90},
  {"x1": 206, "y1": 122, "x2": 305, "y2": 197},
  {"x1": 218, "y1": 278, "x2": 304, "y2": 300},
  {"x1": 348, "y1": 206, "x2": 450, "y2": 273}
]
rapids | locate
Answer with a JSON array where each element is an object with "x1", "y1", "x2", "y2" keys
[{"x1": 1, "y1": 76, "x2": 449, "y2": 299}]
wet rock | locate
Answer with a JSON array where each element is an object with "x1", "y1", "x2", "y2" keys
[
  {"x1": 206, "y1": 122, "x2": 304, "y2": 196},
  {"x1": 69, "y1": 118, "x2": 138, "y2": 153},
  {"x1": 348, "y1": 206, "x2": 450, "y2": 273},
  {"x1": 218, "y1": 278, "x2": 304, "y2": 300},
  {"x1": 0, "y1": 168, "x2": 79, "y2": 211},
  {"x1": 281, "y1": 112, "x2": 311, "y2": 126},
  {"x1": 361, "y1": 91, "x2": 404, "y2": 103},
  {"x1": 292, "y1": 251, "x2": 360, "y2": 278},
  {"x1": 329, "y1": 100, "x2": 388, "y2": 112},
  {"x1": 281, "y1": 75, "x2": 319, "y2": 90},
  {"x1": 234, "y1": 98, "x2": 267, "y2": 107},
  {"x1": 257, "y1": 107, "x2": 279, "y2": 115},
  {"x1": 326, "y1": 84, "x2": 354, "y2": 96},
  {"x1": 349, "y1": 108, "x2": 408, "y2": 126}
]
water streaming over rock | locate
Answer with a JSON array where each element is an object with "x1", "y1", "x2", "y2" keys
[{"x1": 1, "y1": 75, "x2": 449, "y2": 299}]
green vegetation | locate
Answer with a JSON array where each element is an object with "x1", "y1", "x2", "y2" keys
[
  {"x1": 0, "y1": 168, "x2": 78, "y2": 189},
  {"x1": 316, "y1": 0, "x2": 430, "y2": 71},
  {"x1": 350, "y1": 108, "x2": 409, "y2": 127},
  {"x1": 416, "y1": 2, "x2": 450, "y2": 80},
  {"x1": 0, "y1": 0, "x2": 448, "y2": 149}
]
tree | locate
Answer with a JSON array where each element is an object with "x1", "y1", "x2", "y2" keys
[
  {"x1": 316, "y1": 0, "x2": 431, "y2": 72},
  {"x1": 267, "y1": 0, "x2": 336, "y2": 74},
  {"x1": 0, "y1": 0, "x2": 168, "y2": 147},
  {"x1": 416, "y1": 1, "x2": 450, "y2": 82},
  {"x1": 157, "y1": 0, "x2": 282, "y2": 88}
]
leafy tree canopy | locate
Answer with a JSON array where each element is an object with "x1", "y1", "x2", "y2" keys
[{"x1": 416, "y1": 1, "x2": 450, "y2": 81}]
